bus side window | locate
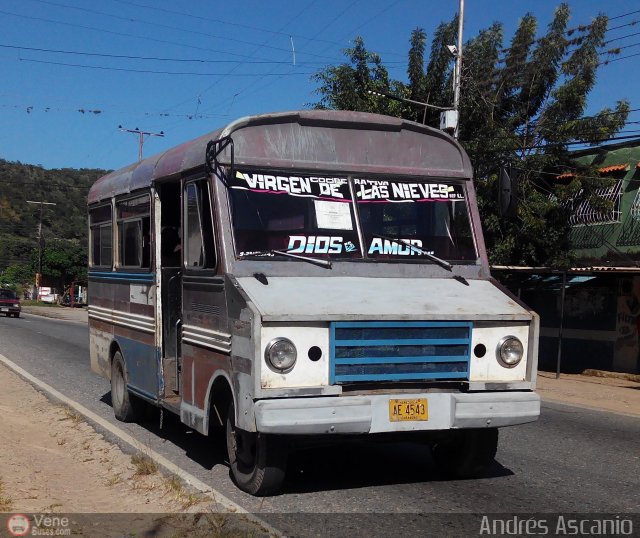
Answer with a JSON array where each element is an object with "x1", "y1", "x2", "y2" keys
[
  {"x1": 117, "y1": 194, "x2": 151, "y2": 269},
  {"x1": 184, "y1": 180, "x2": 215, "y2": 269},
  {"x1": 89, "y1": 204, "x2": 113, "y2": 268}
]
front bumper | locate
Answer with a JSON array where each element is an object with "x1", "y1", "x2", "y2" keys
[
  {"x1": 254, "y1": 391, "x2": 540, "y2": 434},
  {"x1": 0, "y1": 305, "x2": 20, "y2": 315}
]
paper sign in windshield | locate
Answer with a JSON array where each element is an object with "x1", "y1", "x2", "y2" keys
[{"x1": 314, "y1": 200, "x2": 353, "y2": 230}]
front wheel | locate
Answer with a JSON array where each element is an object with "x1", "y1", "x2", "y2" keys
[
  {"x1": 431, "y1": 428, "x2": 498, "y2": 478},
  {"x1": 226, "y1": 401, "x2": 286, "y2": 496}
]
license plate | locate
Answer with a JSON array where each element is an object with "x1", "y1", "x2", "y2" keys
[
  {"x1": 0, "y1": 308, "x2": 5, "y2": 312},
  {"x1": 389, "y1": 398, "x2": 428, "y2": 422}
]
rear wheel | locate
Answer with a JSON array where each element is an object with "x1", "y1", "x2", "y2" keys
[
  {"x1": 225, "y1": 401, "x2": 286, "y2": 496},
  {"x1": 111, "y1": 351, "x2": 140, "y2": 422},
  {"x1": 431, "y1": 428, "x2": 498, "y2": 478}
]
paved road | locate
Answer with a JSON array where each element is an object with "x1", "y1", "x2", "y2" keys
[{"x1": 1, "y1": 314, "x2": 638, "y2": 535}]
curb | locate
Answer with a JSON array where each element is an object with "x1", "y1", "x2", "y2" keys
[
  {"x1": 0, "y1": 353, "x2": 282, "y2": 537},
  {"x1": 540, "y1": 395, "x2": 640, "y2": 419}
]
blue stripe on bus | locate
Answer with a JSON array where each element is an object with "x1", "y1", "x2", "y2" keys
[{"x1": 89, "y1": 271, "x2": 155, "y2": 283}]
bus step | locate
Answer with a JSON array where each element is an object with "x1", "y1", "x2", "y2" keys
[
  {"x1": 162, "y1": 356, "x2": 179, "y2": 394},
  {"x1": 161, "y1": 394, "x2": 181, "y2": 414}
]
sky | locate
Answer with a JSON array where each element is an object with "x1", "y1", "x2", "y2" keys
[{"x1": 0, "y1": 0, "x2": 639, "y2": 172}]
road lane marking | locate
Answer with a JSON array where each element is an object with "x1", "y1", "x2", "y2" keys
[{"x1": 0, "y1": 352, "x2": 282, "y2": 536}]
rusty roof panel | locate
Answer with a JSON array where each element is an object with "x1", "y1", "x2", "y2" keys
[{"x1": 88, "y1": 110, "x2": 473, "y2": 204}]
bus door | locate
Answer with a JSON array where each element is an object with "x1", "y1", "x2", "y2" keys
[
  {"x1": 158, "y1": 182, "x2": 183, "y2": 400},
  {"x1": 180, "y1": 178, "x2": 226, "y2": 411}
]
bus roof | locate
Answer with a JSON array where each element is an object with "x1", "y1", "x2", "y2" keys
[{"x1": 88, "y1": 110, "x2": 473, "y2": 204}]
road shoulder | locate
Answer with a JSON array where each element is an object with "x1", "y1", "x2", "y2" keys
[
  {"x1": 537, "y1": 371, "x2": 640, "y2": 418},
  {"x1": 0, "y1": 359, "x2": 274, "y2": 537}
]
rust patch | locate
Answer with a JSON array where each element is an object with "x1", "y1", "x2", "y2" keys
[{"x1": 232, "y1": 356, "x2": 252, "y2": 375}]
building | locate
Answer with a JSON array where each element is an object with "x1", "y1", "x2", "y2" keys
[{"x1": 494, "y1": 139, "x2": 640, "y2": 375}]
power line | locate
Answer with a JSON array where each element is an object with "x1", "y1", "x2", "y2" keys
[
  {"x1": 26, "y1": 0, "x2": 342, "y2": 62},
  {"x1": 0, "y1": 8, "x2": 307, "y2": 64},
  {"x1": 19, "y1": 57, "x2": 316, "y2": 77},
  {"x1": 473, "y1": 134, "x2": 640, "y2": 153},
  {"x1": 196, "y1": 0, "x2": 382, "y2": 119},
  {"x1": 0, "y1": 102, "x2": 228, "y2": 120},
  {"x1": 0, "y1": 43, "x2": 339, "y2": 66},
  {"x1": 600, "y1": 50, "x2": 640, "y2": 65},
  {"x1": 609, "y1": 8, "x2": 640, "y2": 21},
  {"x1": 163, "y1": 0, "x2": 328, "y2": 117},
  {"x1": 607, "y1": 19, "x2": 640, "y2": 32},
  {"x1": 109, "y1": 0, "x2": 346, "y2": 48},
  {"x1": 603, "y1": 30, "x2": 640, "y2": 45}
]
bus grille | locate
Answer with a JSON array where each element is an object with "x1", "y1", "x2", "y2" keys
[{"x1": 329, "y1": 321, "x2": 471, "y2": 384}]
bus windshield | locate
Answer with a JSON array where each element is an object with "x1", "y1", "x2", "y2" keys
[{"x1": 229, "y1": 170, "x2": 477, "y2": 263}]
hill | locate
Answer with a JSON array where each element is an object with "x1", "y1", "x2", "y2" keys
[{"x1": 0, "y1": 159, "x2": 108, "y2": 284}]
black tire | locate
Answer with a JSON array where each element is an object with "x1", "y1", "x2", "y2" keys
[
  {"x1": 111, "y1": 351, "x2": 140, "y2": 422},
  {"x1": 13, "y1": 313, "x2": 20, "y2": 318},
  {"x1": 226, "y1": 401, "x2": 286, "y2": 496},
  {"x1": 431, "y1": 428, "x2": 498, "y2": 478}
]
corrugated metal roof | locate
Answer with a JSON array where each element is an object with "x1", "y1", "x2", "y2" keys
[
  {"x1": 554, "y1": 162, "x2": 630, "y2": 181},
  {"x1": 88, "y1": 110, "x2": 474, "y2": 204},
  {"x1": 598, "y1": 163, "x2": 629, "y2": 174}
]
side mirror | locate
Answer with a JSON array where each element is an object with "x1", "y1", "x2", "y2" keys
[{"x1": 499, "y1": 166, "x2": 518, "y2": 218}]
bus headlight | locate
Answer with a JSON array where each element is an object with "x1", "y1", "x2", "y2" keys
[
  {"x1": 265, "y1": 338, "x2": 297, "y2": 373},
  {"x1": 497, "y1": 336, "x2": 524, "y2": 368}
]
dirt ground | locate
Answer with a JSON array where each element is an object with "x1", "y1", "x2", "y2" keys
[
  {"x1": 0, "y1": 364, "x2": 262, "y2": 537},
  {"x1": 537, "y1": 370, "x2": 640, "y2": 417}
]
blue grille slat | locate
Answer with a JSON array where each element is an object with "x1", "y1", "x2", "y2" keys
[
  {"x1": 333, "y1": 355, "x2": 469, "y2": 365},
  {"x1": 334, "y1": 338, "x2": 469, "y2": 347},
  {"x1": 336, "y1": 372, "x2": 469, "y2": 382},
  {"x1": 330, "y1": 321, "x2": 472, "y2": 384}
]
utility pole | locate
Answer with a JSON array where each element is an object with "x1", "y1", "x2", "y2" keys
[
  {"x1": 26, "y1": 200, "x2": 56, "y2": 300},
  {"x1": 118, "y1": 126, "x2": 165, "y2": 161},
  {"x1": 452, "y1": 0, "x2": 465, "y2": 139}
]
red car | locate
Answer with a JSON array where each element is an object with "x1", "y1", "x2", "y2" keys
[{"x1": 0, "y1": 289, "x2": 21, "y2": 318}]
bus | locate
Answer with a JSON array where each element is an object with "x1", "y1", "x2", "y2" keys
[{"x1": 88, "y1": 110, "x2": 540, "y2": 496}]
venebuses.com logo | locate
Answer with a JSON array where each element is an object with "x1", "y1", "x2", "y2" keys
[
  {"x1": 7, "y1": 514, "x2": 30, "y2": 537},
  {"x1": 6, "y1": 514, "x2": 71, "y2": 536}
]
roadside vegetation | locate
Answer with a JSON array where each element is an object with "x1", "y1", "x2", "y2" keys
[
  {"x1": 0, "y1": 159, "x2": 106, "y2": 294},
  {"x1": 0, "y1": 478, "x2": 13, "y2": 511}
]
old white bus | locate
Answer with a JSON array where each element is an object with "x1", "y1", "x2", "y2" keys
[{"x1": 88, "y1": 110, "x2": 540, "y2": 495}]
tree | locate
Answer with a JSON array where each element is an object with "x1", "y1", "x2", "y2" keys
[
  {"x1": 40, "y1": 239, "x2": 87, "y2": 290},
  {"x1": 312, "y1": 36, "x2": 407, "y2": 117},
  {"x1": 311, "y1": 4, "x2": 630, "y2": 267},
  {"x1": 0, "y1": 264, "x2": 32, "y2": 295}
]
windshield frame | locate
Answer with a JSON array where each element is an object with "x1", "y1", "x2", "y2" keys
[{"x1": 223, "y1": 166, "x2": 481, "y2": 268}]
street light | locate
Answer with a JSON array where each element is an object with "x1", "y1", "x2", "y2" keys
[{"x1": 367, "y1": 90, "x2": 454, "y2": 128}]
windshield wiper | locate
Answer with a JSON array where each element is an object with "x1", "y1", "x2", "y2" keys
[
  {"x1": 237, "y1": 249, "x2": 332, "y2": 269},
  {"x1": 371, "y1": 234, "x2": 469, "y2": 285}
]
